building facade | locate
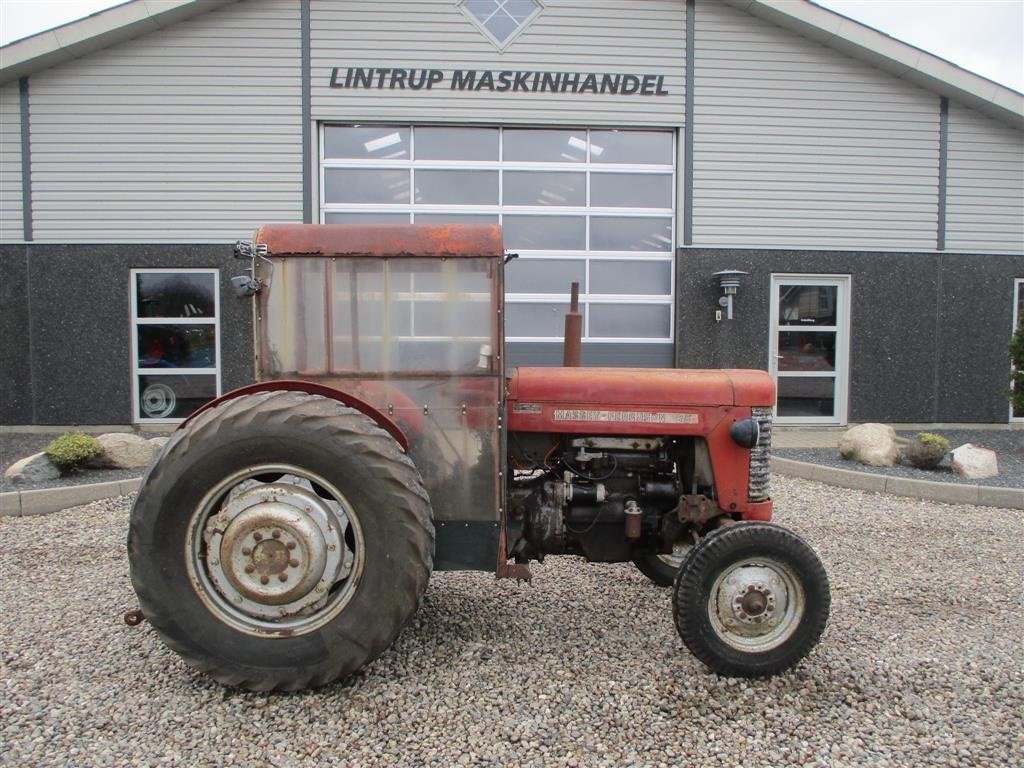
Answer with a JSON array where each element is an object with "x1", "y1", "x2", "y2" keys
[{"x1": 1, "y1": 0, "x2": 1021, "y2": 426}]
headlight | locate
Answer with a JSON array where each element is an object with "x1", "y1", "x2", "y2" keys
[{"x1": 730, "y1": 418, "x2": 760, "y2": 449}]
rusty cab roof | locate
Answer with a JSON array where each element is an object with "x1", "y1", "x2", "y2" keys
[{"x1": 254, "y1": 223, "x2": 504, "y2": 259}]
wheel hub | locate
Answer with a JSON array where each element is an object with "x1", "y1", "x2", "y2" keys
[
  {"x1": 712, "y1": 563, "x2": 797, "y2": 646},
  {"x1": 202, "y1": 476, "x2": 355, "y2": 622},
  {"x1": 218, "y1": 503, "x2": 329, "y2": 606},
  {"x1": 732, "y1": 582, "x2": 776, "y2": 624}
]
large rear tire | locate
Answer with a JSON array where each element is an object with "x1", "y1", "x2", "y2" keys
[
  {"x1": 672, "y1": 522, "x2": 829, "y2": 676},
  {"x1": 128, "y1": 390, "x2": 434, "y2": 691}
]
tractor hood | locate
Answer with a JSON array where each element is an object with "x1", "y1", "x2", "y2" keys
[{"x1": 508, "y1": 368, "x2": 775, "y2": 408}]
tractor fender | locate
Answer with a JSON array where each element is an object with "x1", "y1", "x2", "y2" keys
[{"x1": 179, "y1": 380, "x2": 410, "y2": 453}]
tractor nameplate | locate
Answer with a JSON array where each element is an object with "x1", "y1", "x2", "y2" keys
[{"x1": 552, "y1": 409, "x2": 699, "y2": 425}]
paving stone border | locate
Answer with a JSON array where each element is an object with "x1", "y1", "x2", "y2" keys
[
  {"x1": 3, "y1": 458, "x2": 1019, "y2": 518},
  {"x1": 772, "y1": 457, "x2": 1023, "y2": 510}
]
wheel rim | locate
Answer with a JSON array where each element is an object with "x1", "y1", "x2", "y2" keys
[
  {"x1": 707, "y1": 556, "x2": 805, "y2": 653},
  {"x1": 185, "y1": 464, "x2": 364, "y2": 637},
  {"x1": 141, "y1": 383, "x2": 176, "y2": 418}
]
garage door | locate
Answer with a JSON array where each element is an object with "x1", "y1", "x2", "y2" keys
[{"x1": 320, "y1": 125, "x2": 675, "y2": 366}]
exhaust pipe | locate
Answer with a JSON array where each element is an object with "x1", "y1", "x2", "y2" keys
[{"x1": 563, "y1": 281, "x2": 582, "y2": 367}]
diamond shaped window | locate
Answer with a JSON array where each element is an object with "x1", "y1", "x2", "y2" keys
[{"x1": 460, "y1": 0, "x2": 542, "y2": 50}]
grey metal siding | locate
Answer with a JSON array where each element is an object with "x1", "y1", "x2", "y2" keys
[
  {"x1": 691, "y1": 0, "x2": 940, "y2": 249},
  {"x1": 945, "y1": 103, "x2": 1024, "y2": 254},
  {"x1": 310, "y1": 0, "x2": 686, "y2": 126},
  {"x1": 26, "y1": 0, "x2": 303, "y2": 243},
  {"x1": 0, "y1": 82, "x2": 23, "y2": 243}
]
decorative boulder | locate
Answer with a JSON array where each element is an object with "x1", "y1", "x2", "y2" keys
[
  {"x1": 4, "y1": 452, "x2": 61, "y2": 484},
  {"x1": 906, "y1": 432, "x2": 950, "y2": 470},
  {"x1": 839, "y1": 423, "x2": 900, "y2": 467},
  {"x1": 950, "y1": 444, "x2": 998, "y2": 480},
  {"x1": 90, "y1": 433, "x2": 162, "y2": 469},
  {"x1": 148, "y1": 436, "x2": 170, "y2": 453}
]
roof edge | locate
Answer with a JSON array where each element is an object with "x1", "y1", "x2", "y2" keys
[
  {"x1": 722, "y1": 0, "x2": 1024, "y2": 129},
  {"x1": 0, "y1": 0, "x2": 237, "y2": 86}
]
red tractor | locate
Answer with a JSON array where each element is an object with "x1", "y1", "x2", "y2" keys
[{"x1": 127, "y1": 224, "x2": 829, "y2": 691}]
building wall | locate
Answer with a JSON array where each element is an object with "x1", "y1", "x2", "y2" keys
[
  {"x1": 24, "y1": 0, "x2": 303, "y2": 244},
  {"x1": 691, "y1": 0, "x2": 941, "y2": 250},
  {"x1": 946, "y1": 103, "x2": 1024, "y2": 254},
  {"x1": 0, "y1": 244, "x2": 254, "y2": 425},
  {"x1": 676, "y1": 248, "x2": 1022, "y2": 423},
  {"x1": 0, "y1": 82, "x2": 23, "y2": 242},
  {"x1": 310, "y1": 0, "x2": 686, "y2": 126}
]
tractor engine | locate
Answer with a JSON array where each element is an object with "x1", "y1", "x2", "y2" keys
[{"x1": 508, "y1": 434, "x2": 717, "y2": 563}]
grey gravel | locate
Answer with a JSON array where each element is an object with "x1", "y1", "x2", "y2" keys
[
  {"x1": 2, "y1": 477, "x2": 1023, "y2": 767},
  {"x1": 778, "y1": 429, "x2": 1024, "y2": 489},
  {"x1": 0, "y1": 433, "x2": 145, "y2": 492}
]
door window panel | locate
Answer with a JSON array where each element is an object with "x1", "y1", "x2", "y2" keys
[
  {"x1": 324, "y1": 169, "x2": 410, "y2": 204},
  {"x1": 414, "y1": 169, "x2": 498, "y2": 205},
  {"x1": 778, "y1": 285, "x2": 838, "y2": 326},
  {"x1": 776, "y1": 377, "x2": 836, "y2": 419},
  {"x1": 504, "y1": 171, "x2": 586, "y2": 207},
  {"x1": 591, "y1": 173, "x2": 672, "y2": 208},
  {"x1": 502, "y1": 129, "x2": 588, "y2": 163},
  {"x1": 777, "y1": 331, "x2": 836, "y2": 373},
  {"x1": 415, "y1": 127, "x2": 498, "y2": 161},
  {"x1": 590, "y1": 260, "x2": 671, "y2": 296},
  {"x1": 590, "y1": 130, "x2": 673, "y2": 165},
  {"x1": 324, "y1": 125, "x2": 410, "y2": 160}
]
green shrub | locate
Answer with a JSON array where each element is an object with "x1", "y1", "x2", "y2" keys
[
  {"x1": 44, "y1": 432, "x2": 101, "y2": 473},
  {"x1": 906, "y1": 432, "x2": 950, "y2": 470},
  {"x1": 1010, "y1": 319, "x2": 1024, "y2": 416}
]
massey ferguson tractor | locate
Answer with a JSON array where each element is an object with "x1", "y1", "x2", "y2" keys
[{"x1": 127, "y1": 224, "x2": 830, "y2": 691}]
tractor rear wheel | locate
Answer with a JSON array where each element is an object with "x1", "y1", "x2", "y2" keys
[
  {"x1": 128, "y1": 390, "x2": 433, "y2": 691},
  {"x1": 672, "y1": 522, "x2": 829, "y2": 676}
]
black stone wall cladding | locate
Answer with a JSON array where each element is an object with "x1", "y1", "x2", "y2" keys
[
  {"x1": 0, "y1": 244, "x2": 254, "y2": 425},
  {"x1": 676, "y1": 249, "x2": 1024, "y2": 424}
]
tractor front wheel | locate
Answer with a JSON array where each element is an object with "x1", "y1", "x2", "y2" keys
[
  {"x1": 128, "y1": 390, "x2": 434, "y2": 691},
  {"x1": 672, "y1": 522, "x2": 829, "y2": 676}
]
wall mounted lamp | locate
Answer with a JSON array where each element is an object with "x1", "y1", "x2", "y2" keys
[{"x1": 713, "y1": 270, "x2": 748, "y2": 321}]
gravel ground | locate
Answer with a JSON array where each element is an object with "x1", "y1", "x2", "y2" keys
[
  {"x1": 777, "y1": 430, "x2": 1024, "y2": 489},
  {"x1": 0, "y1": 433, "x2": 147, "y2": 492},
  {"x1": 2, "y1": 476, "x2": 1022, "y2": 767}
]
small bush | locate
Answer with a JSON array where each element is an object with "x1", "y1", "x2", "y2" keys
[
  {"x1": 44, "y1": 432, "x2": 101, "y2": 473},
  {"x1": 906, "y1": 432, "x2": 950, "y2": 470}
]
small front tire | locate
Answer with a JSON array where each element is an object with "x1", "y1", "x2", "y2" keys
[{"x1": 672, "y1": 522, "x2": 829, "y2": 676}]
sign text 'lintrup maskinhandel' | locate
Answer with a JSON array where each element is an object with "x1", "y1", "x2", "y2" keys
[{"x1": 329, "y1": 67, "x2": 670, "y2": 96}]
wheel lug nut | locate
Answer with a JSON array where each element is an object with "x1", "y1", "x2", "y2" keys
[
  {"x1": 278, "y1": 573, "x2": 288, "y2": 582},
  {"x1": 286, "y1": 542, "x2": 296, "y2": 551},
  {"x1": 260, "y1": 576, "x2": 269, "y2": 585},
  {"x1": 272, "y1": 530, "x2": 281, "y2": 539},
  {"x1": 289, "y1": 559, "x2": 300, "y2": 568},
  {"x1": 245, "y1": 565, "x2": 255, "y2": 574},
  {"x1": 242, "y1": 547, "x2": 252, "y2": 556},
  {"x1": 253, "y1": 532, "x2": 263, "y2": 542}
]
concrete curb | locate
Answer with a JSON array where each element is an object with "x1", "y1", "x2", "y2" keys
[
  {"x1": 0, "y1": 478, "x2": 142, "y2": 517},
  {"x1": 1, "y1": 459, "x2": 1019, "y2": 517},
  {"x1": 772, "y1": 457, "x2": 1023, "y2": 510}
]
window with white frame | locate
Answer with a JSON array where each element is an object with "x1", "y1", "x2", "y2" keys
[
  {"x1": 131, "y1": 269, "x2": 221, "y2": 422},
  {"x1": 320, "y1": 125, "x2": 675, "y2": 365}
]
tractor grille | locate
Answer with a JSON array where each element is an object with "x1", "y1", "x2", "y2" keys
[{"x1": 748, "y1": 407, "x2": 773, "y2": 502}]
